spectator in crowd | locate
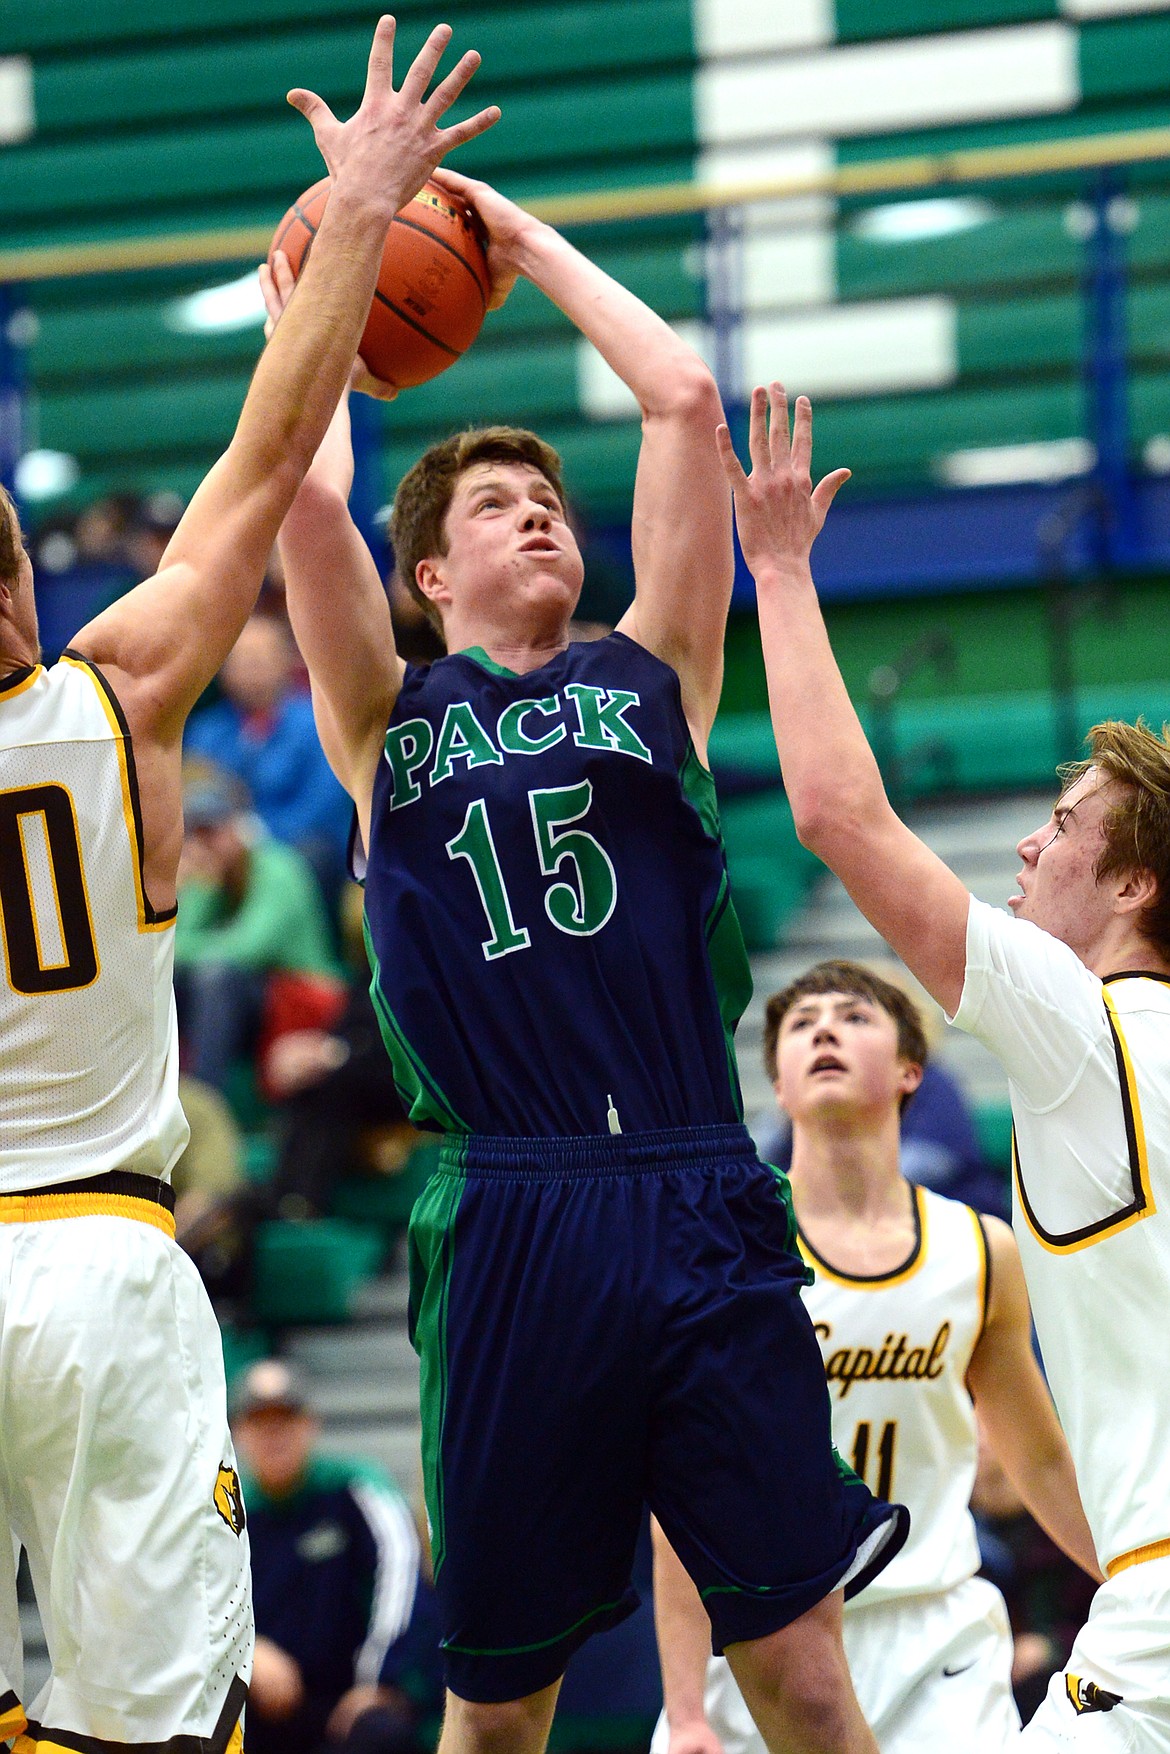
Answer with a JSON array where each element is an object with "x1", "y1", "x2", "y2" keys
[
  {"x1": 261, "y1": 885, "x2": 428, "y2": 1223},
  {"x1": 233, "y1": 1359, "x2": 440, "y2": 1754},
  {"x1": 174, "y1": 763, "x2": 337, "y2": 1095},
  {"x1": 124, "y1": 489, "x2": 186, "y2": 583},
  {"x1": 185, "y1": 611, "x2": 352, "y2": 899}
]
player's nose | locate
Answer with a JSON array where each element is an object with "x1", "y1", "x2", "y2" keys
[{"x1": 520, "y1": 501, "x2": 552, "y2": 529}]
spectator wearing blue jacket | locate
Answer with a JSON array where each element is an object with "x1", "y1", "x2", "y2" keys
[
  {"x1": 233, "y1": 1360, "x2": 436, "y2": 1754},
  {"x1": 185, "y1": 613, "x2": 351, "y2": 900}
]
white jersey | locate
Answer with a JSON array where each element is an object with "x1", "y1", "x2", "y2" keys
[
  {"x1": 0, "y1": 657, "x2": 188, "y2": 1189},
  {"x1": 801, "y1": 1183, "x2": 989, "y2": 1606},
  {"x1": 953, "y1": 897, "x2": 1170, "y2": 1579}
]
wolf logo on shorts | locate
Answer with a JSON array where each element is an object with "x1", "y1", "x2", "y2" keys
[
  {"x1": 214, "y1": 1465, "x2": 246, "y2": 1537},
  {"x1": 1066, "y1": 1675, "x2": 1123, "y2": 1715}
]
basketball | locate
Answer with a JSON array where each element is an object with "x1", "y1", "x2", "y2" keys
[{"x1": 269, "y1": 177, "x2": 490, "y2": 389}]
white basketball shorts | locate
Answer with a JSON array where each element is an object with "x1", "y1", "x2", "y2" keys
[
  {"x1": 0, "y1": 1193, "x2": 252, "y2": 1750},
  {"x1": 1021, "y1": 1556, "x2": 1170, "y2": 1752}
]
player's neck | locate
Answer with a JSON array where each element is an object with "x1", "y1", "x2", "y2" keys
[
  {"x1": 1089, "y1": 927, "x2": 1170, "y2": 982},
  {"x1": 788, "y1": 1108, "x2": 907, "y2": 1227},
  {"x1": 443, "y1": 616, "x2": 571, "y2": 676}
]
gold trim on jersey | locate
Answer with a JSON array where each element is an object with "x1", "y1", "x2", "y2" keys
[
  {"x1": 970, "y1": 1207, "x2": 991, "y2": 1344},
  {"x1": 0, "y1": 664, "x2": 43, "y2": 701},
  {"x1": 799, "y1": 1182, "x2": 927, "y2": 1289},
  {"x1": 1013, "y1": 986, "x2": 1155, "y2": 1254},
  {"x1": 0, "y1": 1190, "x2": 175, "y2": 1238},
  {"x1": 59, "y1": 654, "x2": 176, "y2": 935},
  {"x1": 1105, "y1": 1534, "x2": 1170, "y2": 1578}
]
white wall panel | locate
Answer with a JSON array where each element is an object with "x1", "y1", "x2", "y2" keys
[
  {"x1": 0, "y1": 59, "x2": 33, "y2": 144},
  {"x1": 697, "y1": 22, "x2": 1079, "y2": 144},
  {"x1": 694, "y1": 0, "x2": 834, "y2": 57}
]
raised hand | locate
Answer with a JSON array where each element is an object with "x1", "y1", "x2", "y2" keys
[
  {"x1": 288, "y1": 16, "x2": 500, "y2": 224},
  {"x1": 716, "y1": 384, "x2": 850, "y2": 578}
]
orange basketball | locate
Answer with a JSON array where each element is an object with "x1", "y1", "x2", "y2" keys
[{"x1": 269, "y1": 177, "x2": 490, "y2": 389}]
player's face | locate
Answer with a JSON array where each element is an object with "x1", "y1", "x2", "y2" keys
[
  {"x1": 774, "y1": 991, "x2": 921, "y2": 1124},
  {"x1": 426, "y1": 461, "x2": 585, "y2": 627},
  {"x1": 1012, "y1": 767, "x2": 1118, "y2": 953},
  {"x1": 0, "y1": 532, "x2": 39, "y2": 666}
]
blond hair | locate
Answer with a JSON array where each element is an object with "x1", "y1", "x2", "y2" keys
[
  {"x1": 0, "y1": 484, "x2": 21, "y2": 585},
  {"x1": 1062, "y1": 719, "x2": 1170, "y2": 957}
]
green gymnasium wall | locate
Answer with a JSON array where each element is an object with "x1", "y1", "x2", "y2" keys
[{"x1": 4, "y1": 0, "x2": 1170, "y2": 530}]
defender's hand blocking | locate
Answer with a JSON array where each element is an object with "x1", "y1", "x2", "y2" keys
[
  {"x1": 716, "y1": 384, "x2": 850, "y2": 577},
  {"x1": 288, "y1": 17, "x2": 501, "y2": 223}
]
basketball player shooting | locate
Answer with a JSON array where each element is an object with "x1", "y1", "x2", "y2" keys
[
  {"x1": 723, "y1": 380, "x2": 1170, "y2": 1750},
  {"x1": 0, "y1": 21, "x2": 497, "y2": 1751},
  {"x1": 268, "y1": 169, "x2": 908, "y2": 1754}
]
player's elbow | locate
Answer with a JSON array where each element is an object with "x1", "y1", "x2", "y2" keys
[
  {"x1": 790, "y1": 781, "x2": 878, "y2": 866},
  {"x1": 644, "y1": 356, "x2": 723, "y2": 427}
]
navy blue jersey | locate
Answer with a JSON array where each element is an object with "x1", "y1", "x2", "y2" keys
[{"x1": 362, "y1": 632, "x2": 751, "y2": 1136}]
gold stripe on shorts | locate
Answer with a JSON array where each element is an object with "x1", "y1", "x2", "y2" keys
[
  {"x1": 1106, "y1": 1534, "x2": 1170, "y2": 1578},
  {"x1": 0, "y1": 1190, "x2": 175, "y2": 1239}
]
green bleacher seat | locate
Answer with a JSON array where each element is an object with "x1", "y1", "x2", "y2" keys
[{"x1": 251, "y1": 1217, "x2": 384, "y2": 1325}]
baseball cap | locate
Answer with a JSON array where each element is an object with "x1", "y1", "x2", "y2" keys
[
  {"x1": 230, "y1": 1358, "x2": 313, "y2": 1419},
  {"x1": 183, "y1": 766, "x2": 248, "y2": 831}
]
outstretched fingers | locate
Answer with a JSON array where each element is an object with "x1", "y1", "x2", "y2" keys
[
  {"x1": 286, "y1": 86, "x2": 336, "y2": 133},
  {"x1": 364, "y1": 14, "x2": 399, "y2": 92},
  {"x1": 715, "y1": 422, "x2": 748, "y2": 490},
  {"x1": 399, "y1": 22, "x2": 454, "y2": 104},
  {"x1": 766, "y1": 382, "x2": 791, "y2": 467},
  {"x1": 811, "y1": 467, "x2": 852, "y2": 519},
  {"x1": 788, "y1": 391, "x2": 814, "y2": 480}
]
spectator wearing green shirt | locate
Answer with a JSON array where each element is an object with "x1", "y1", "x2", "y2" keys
[{"x1": 175, "y1": 764, "x2": 337, "y2": 1094}]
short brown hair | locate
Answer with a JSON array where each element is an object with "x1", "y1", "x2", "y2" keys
[
  {"x1": 389, "y1": 426, "x2": 566, "y2": 629},
  {"x1": 0, "y1": 484, "x2": 22, "y2": 586},
  {"x1": 763, "y1": 960, "x2": 929, "y2": 1090},
  {"x1": 1061, "y1": 719, "x2": 1170, "y2": 958}
]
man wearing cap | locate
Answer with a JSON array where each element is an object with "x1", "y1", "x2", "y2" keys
[
  {"x1": 233, "y1": 1360, "x2": 438, "y2": 1754},
  {"x1": 175, "y1": 762, "x2": 338, "y2": 1092}
]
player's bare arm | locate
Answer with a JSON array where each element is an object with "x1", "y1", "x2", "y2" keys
[
  {"x1": 966, "y1": 1216, "x2": 1102, "y2": 1581},
  {"x1": 263, "y1": 250, "x2": 402, "y2": 830},
  {"x1": 432, "y1": 166, "x2": 733, "y2": 757},
  {"x1": 719, "y1": 383, "x2": 971, "y2": 1015},
  {"x1": 651, "y1": 1519, "x2": 726, "y2": 1754},
  {"x1": 66, "y1": 18, "x2": 498, "y2": 900}
]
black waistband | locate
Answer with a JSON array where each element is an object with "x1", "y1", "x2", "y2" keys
[{"x1": 8, "y1": 1170, "x2": 176, "y2": 1211}]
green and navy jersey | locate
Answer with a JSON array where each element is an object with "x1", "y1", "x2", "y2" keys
[{"x1": 362, "y1": 632, "x2": 752, "y2": 1136}]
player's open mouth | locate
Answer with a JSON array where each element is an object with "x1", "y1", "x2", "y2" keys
[{"x1": 810, "y1": 1055, "x2": 847, "y2": 1074}]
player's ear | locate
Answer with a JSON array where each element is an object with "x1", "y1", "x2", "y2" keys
[
  {"x1": 414, "y1": 556, "x2": 447, "y2": 608},
  {"x1": 898, "y1": 1059, "x2": 924, "y2": 1100},
  {"x1": 772, "y1": 1072, "x2": 792, "y2": 1115},
  {"x1": 1116, "y1": 865, "x2": 1158, "y2": 917}
]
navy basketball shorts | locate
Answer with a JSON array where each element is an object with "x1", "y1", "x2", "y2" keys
[{"x1": 408, "y1": 1123, "x2": 908, "y2": 1704}]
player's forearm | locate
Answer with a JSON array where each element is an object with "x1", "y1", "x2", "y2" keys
[
  {"x1": 515, "y1": 223, "x2": 716, "y2": 417},
  {"x1": 653, "y1": 1525, "x2": 712, "y2": 1728},
  {"x1": 755, "y1": 559, "x2": 890, "y2": 855},
  {"x1": 231, "y1": 191, "x2": 392, "y2": 490},
  {"x1": 1005, "y1": 1442, "x2": 1102, "y2": 1581}
]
